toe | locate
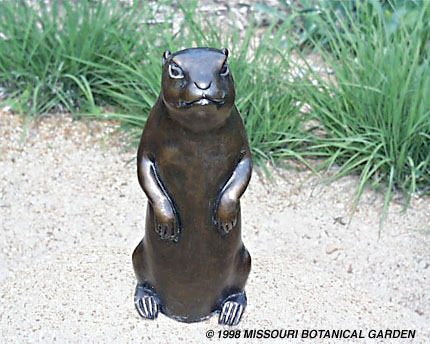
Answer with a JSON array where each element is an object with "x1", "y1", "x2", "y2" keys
[
  {"x1": 135, "y1": 298, "x2": 146, "y2": 318},
  {"x1": 160, "y1": 225, "x2": 167, "y2": 240},
  {"x1": 144, "y1": 296, "x2": 153, "y2": 319},
  {"x1": 141, "y1": 297, "x2": 149, "y2": 318},
  {"x1": 152, "y1": 297, "x2": 159, "y2": 318},
  {"x1": 218, "y1": 302, "x2": 228, "y2": 324},
  {"x1": 232, "y1": 304, "x2": 243, "y2": 326},
  {"x1": 227, "y1": 303, "x2": 238, "y2": 325},
  {"x1": 170, "y1": 222, "x2": 179, "y2": 240}
]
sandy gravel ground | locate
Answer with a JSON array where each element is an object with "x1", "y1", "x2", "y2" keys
[{"x1": 0, "y1": 111, "x2": 429, "y2": 343}]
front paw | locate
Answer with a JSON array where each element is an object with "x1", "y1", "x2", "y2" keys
[
  {"x1": 213, "y1": 194, "x2": 239, "y2": 234},
  {"x1": 153, "y1": 200, "x2": 180, "y2": 241}
]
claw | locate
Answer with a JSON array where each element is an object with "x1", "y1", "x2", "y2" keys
[
  {"x1": 146, "y1": 297, "x2": 153, "y2": 318},
  {"x1": 171, "y1": 221, "x2": 178, "y2": 239},
  {"x1": 135, "y1": 298, "x2": 145, "y2": 318},
  {"x1": 230, "y1": 303, "x2": 239, "y2": 324},
  {"x1": 232, "y1": 304, "x2": 243, "y2": 325},
  {"x1": 149, "y1": 297, "x2": 155, "y2": 318},
  {"x1": 226, "y1": 302, "x2": 234, "y2": 323},
  {"x1": 223, "y1": 221, "x2": 231, "y2": 233},
  {"x1": 142, "y1": 297, "x2": 148, "y2": 317},
  {"x1": 152, "y1": 297, "x2": 158, "y2": 316}
]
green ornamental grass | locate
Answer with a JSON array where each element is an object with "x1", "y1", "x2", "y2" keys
[
  {"x1": 292, "y1": 0, "x2": 430, "y2": 225},
  {"x1": 0, "y1": 0, "x2": 162, "y2": 115}
]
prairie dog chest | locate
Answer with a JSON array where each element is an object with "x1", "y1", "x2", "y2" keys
[{"x1": 156, "y1": 131, "x2": 241, "y2": 186}]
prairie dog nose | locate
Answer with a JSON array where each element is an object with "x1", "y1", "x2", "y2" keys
[{"x1": 194, "y1": 81, "x2": 212, "y2": 90}]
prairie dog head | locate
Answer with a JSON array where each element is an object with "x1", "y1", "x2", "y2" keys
[{"x1": 161, "y1": 47, "x2": 235, "y2": 132}]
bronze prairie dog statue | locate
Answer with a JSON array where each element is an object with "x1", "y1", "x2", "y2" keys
[{"x1": 132, "y1": 47, "x2": 252, "y2": 325}]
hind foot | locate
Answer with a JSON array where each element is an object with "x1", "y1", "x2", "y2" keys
[
  {"x1": 134, "y1": 284, "x2": 160, "y2": 320},
  {"x1": 218, "y1": 291, "x2": 247, "y2": 326}
]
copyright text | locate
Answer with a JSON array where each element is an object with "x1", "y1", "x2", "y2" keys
[{"x1": 206, "y1": 329, "x2": 416, "y2": 340}]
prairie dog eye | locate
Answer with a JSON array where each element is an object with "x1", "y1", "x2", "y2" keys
[
  {"x1": 169, "y1": 63, "x2": 184, "y2": 79},
  {"x1": 220, "y1": 62, "x2": 229, "y2": 76}
]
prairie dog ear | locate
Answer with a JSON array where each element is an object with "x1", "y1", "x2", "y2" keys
[
  {"x1": 162, "y1": 50, "x2": 171, "y2": 66},
  {"x1": 221, "y1": 48, "x2": 229, "y2": 58}
]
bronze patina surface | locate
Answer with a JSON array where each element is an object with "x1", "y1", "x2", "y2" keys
[{"x1": 132, "y1": 47, "x2": 252, "y2": 325}]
